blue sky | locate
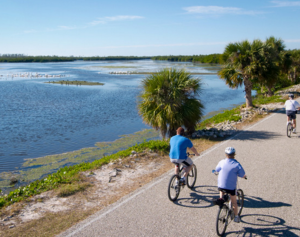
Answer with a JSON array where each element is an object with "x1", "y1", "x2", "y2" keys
[{"x1": 1, "y1": 0, "x2": 300, "y2": 56}]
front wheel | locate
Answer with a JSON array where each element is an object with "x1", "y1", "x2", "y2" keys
[
  {"x1": 236, "y1": 189, "x2": 244, "y2": 216},
  {"x1": 187, "y1": 164, "x2": 197, "y2": 189},
  {"x1": 216, "y1": 205, "x2": 229, "y2": 236},
  {"x1": 168, "y1": 175, "x2": 180, "y2": 202}
]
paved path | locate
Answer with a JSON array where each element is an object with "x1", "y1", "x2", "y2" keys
[{"x1": 59, "y1": 107, "x2": 300, "y2": 237}]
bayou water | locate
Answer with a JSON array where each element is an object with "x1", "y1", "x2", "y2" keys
[{"x1": 0, "y1": 60, "x2": 247, "y2": 188}]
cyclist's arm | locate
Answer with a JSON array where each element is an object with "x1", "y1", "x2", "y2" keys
[
  {"x1": 237, "y1": 165, "x2": 246, "y2": 178},
  {"x1": 189, "y1": 146, "x2": 200, "y2": 156}
]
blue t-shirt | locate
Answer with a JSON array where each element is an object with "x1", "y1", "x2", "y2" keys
[
  {"x1": 169, "y1": 135, "x2": 193, "y2": 159},
  {"x1": 215, "y1": 158, "x2": 245, "y2": 190}
]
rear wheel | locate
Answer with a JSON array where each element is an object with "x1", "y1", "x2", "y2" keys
[
  {"x1": 167, "y1": 175, "x2": 180, "y2": 202},
  {"x1": 236, "y1": 189, "x2": 244, "y2": 215},
  {"x1": 187, "y1": 165, "x2": 197, "y2": 189},
  {"x1": 287, "y1": 122, "x2": 292, "y2": 137},
  {"x1": 216, "y1": 205, "x2": 229, "y2": 236}
]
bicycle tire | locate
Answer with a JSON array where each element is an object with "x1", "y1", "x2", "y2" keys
[
  {"x1": 236, "y1": 189, "x2": 244, "y2": 216},
  {"x1": 216, "y1": 205, "x2": 229, "y2": 236},
  {"x1": 187, "y1": 164, "x2": 197, "y2": 189},
  {"x1": 167, "y1": 174, "x2": 180, "y2": 202},
  {"x1": 287, "y1": 122, "x2": 292, "y2": 137}
]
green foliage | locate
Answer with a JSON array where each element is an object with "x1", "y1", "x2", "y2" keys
[
  {"x1": 252, "y1": 95, "x2": 285, "y2": 105},
  {"x1": 151, "y1": 54, "x2": 223, "y2": 64},
  {"x1": 0, "y1": 139, "x2": 169, "y2": 209},
  {"x1": 138, "y1": 68, "x2": 204, "y2": 138},
  {"x1": 197, "y1": 108, "x2": 241, "y2": 129}
]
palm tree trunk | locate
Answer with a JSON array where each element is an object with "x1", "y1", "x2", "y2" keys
[
  {"x1": 244, "y1": 76, "x2": 253, "y2": 108},
  {"x1": 266, "y1": 86, "x2": 274, "y2": 97}
]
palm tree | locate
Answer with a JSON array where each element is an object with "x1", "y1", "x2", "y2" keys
[
  {"x1": 138, "y1": 68, "x2": 204, "y2": 139},
  {"x1": 258, "y1": 36, "x2": 291, "y2": 96},
  {"x1": 288, "y1": 49, "x2": 300, "y2": 83},
  {"x1": 218, "y1": 40, "x2": 263, "y2": 108}
]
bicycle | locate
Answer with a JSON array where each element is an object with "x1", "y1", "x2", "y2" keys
[
  {"x1": 167, "y1": 153, "x2": 197, "y2": 202},
  {"x1": 212, "y1": 170, "x2": 246, "y2": 236}
]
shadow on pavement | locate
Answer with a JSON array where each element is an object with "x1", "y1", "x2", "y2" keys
[
  {"x1": 244, "y1": 195, "x2": 292, "y2": 208},
  {"x1": 172, "y1": 185, "x2": 218, "y2": 208},
  {"x1": 231, "y1": 130, "x2": 281, "y2": 141},
  {"x1": 224, "y1": 214, "x2": 300, "y2": 237}
]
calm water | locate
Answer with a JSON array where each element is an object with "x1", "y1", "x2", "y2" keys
[{"x1": 0, "y1": 60, "x2": 246, "y2": 174}]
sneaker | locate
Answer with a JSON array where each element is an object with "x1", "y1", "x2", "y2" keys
[
  {"x1": 234, "y1": 215, "x2": 241, "y2": 223},
  {"x1": 293, "y1": 129, "x2": 296, "y2": 133},
  {"x1": 179, "y1": 177, "x2": 186, "y2": 185},
  {"x1": 213, "y1": 198, "x2": 225, "y2": 206}
]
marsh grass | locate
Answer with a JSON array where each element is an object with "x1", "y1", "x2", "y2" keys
[
  {"x1": 45, "y1": 80, "x2": 104, "y2": 86},
  {"x1": 56, "y1": 182, "x2": 92, "y2": 197}
]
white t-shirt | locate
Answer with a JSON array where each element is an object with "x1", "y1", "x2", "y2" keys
[{"x1": 285, "y1": 100, "x2": 300, "y2": 111}]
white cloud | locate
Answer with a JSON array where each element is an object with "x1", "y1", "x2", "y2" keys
[
  {"x1": 89, "y1": 15, "x2": 144, "y2": 26},
  {"x1": 183, "y1": 6, "x2": 263, "y2": 15},
  {"x1": 270, "y1": 1, "x2": 300, "y2": 7}
]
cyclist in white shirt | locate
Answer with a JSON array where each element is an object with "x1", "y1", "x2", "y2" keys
[{"x1": 284, "y1": 94, "x2": 300, "y2": 133}]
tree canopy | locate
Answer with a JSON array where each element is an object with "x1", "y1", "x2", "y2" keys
[{"x1": 138, "y1": 68, "x2": 204, "y2": 138}]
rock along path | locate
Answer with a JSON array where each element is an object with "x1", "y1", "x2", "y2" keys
[{"x1": 59, "y1": 106, "x2": 300, "y2": 237}]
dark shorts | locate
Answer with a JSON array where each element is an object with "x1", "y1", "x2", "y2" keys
[
  {"x1": 218, "y1": 188, "x2": 236, "y2": 196},
  {"x1": 287, "y1": 110, "x2": 296, "y2": 120}
]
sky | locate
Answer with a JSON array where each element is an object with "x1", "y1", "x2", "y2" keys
[{"x1": 1, "y1": 0, "x2": 300, "y2": 56}]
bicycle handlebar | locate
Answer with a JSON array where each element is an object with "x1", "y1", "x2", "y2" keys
[{"x1": 212, "y1": 170, "x2": 247, "y2": 179}]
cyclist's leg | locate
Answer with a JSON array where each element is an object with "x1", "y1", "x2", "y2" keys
[
  {"x1": 230, "y1": 195, "x2": 238, "y2": 216},
  {"x1": 181, "y1": 158, "x2": 193, "y2": 178},
  {"x1": 170, "y1": 159, "x2": 180, "y2": 175}
]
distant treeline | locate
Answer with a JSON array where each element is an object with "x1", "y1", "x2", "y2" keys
[
  {"x1": 82, "y1": 56, "x2": 151, "y2": 61},
  {"x1": 0, "y1": 54, "x2": 151, "y2": 63},
  {"x1": 0, "y1": 54, "x2": 74, "y2": 63},
  {"x1": 151, "y1": 54, "x2": 223, "y2": 64}
]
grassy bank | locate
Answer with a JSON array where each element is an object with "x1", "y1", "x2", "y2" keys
[{"x1": 0, "y1": 139, "x2": 169, "y2": 208}]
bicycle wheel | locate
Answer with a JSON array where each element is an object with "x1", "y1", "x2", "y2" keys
[
  {"x1": 236, "y1": 189, "x2": 244, "y2": 216},
  {"x1": 167, "y1": 174, "x2": 180, "y2": 201},
  {"x1": 287, "y1": 122, "x2": 292, "y2": 137},
  {"x1": 187, "y1": 164, "x2": 197, "y2": 189},
  {"x1": 216, "y1": 205, "x2": 229, "y2": 236}
]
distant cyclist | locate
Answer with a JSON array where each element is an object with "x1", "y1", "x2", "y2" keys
[
  {"x1": 284, "y1": 93, "x2": 300, "y2": 133},
  {"x1": 169, "y1": 127, "x2": 200, "y2": 185},
  {"x1": 213, "y1": 147, "x2": 246, "y2": 223}
]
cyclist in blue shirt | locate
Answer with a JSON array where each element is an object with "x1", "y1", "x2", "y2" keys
[
  {"x1": 169, "y1": 127, "x2": 200, "y2": 185},
  {"x1": 214, "y1": 147, "x2": 246, "y2": 223}
]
